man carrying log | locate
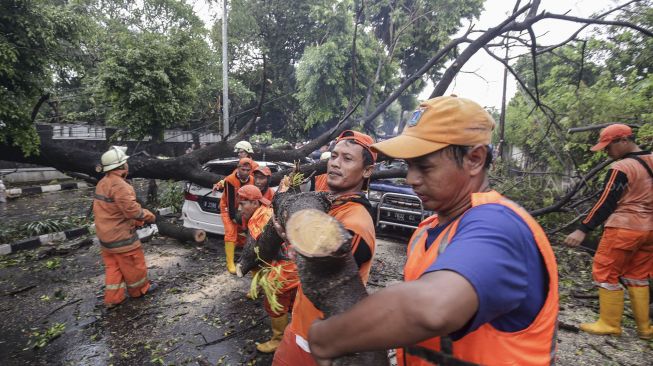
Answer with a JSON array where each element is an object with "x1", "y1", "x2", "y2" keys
[
  {"x1": 236, "y1": 185, "x2": 300, "y2": 353},
  {"x1": 93, "y1": 146, "x2": 158, "y2": 309},
  {"x1": 272, "y1": 130, "x2": 378, "y2": 365},
  {"x1": 564, "y1": 124, "x2": 653, "y2": 340},
  {"x1": 214, "y1": 157, "x2": 254, "y2": 274},
  {"x1": 307, "y1": 96, "x2": 559, "y2": 366}
]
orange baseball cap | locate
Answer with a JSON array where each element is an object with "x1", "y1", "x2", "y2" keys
[
  {"x1": 253, "y1": 166, "x2": 272, "y2": 176},
  {"x1": 336, "y1": 130, "x2": 377, "y2": 162},
  {"x1": 237, "y1": 185, "x2": 270, "y2": 206},
  {"x1": 238, "y1": 157, "x2": 254, "y2": 167},
  {"x1": 371, "y1": 96, "x2": 495, "y2": 159},
  {"x1": 590, "y1": 124, "x2": 633, "y2": 152}
]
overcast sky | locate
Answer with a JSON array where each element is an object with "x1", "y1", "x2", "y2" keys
[
  {"x1": 425, "y1": 0, "x2": 618, "y2": 108},
  {"x1": 193, "y1": 0, "x2": 621, "y2": 108}
]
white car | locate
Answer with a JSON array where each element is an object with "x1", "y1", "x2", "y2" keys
[{"x1": 181, "y1": 159, "x2": 294, "y2": 235}]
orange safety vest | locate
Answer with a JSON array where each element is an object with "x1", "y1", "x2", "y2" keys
[
  {"x1": 247, "y1": 203, "x2": 299, "y2": 292},
  {"x1": 314, "y1": 174, "x2": 329, "y2": 192},
  {"x1": 220, "y1": 172, "x2": 253, "y2": 218},
  {"x1": 397, "y1": 191, "x2": 559, "y2": 366},
  {"x1": 93, "y1": 170, "x2": 145, "y2": 253},
  {"x1": 248, "y1": 204, "x2": 273, "y2": 240},
  {"x1": 262, "y1": 187, "x2": 275, "y2": 203}
]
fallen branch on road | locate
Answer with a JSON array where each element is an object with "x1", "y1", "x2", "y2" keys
[
  {"x1": 4, "y1": 284, "x2": 37, "y2": 296},
  {"x1": 43, "y1": 298, "x2": 82, "y2": 319},
  {"x1": 196, "y1": 315, "x2": 267, "y2": 349}
]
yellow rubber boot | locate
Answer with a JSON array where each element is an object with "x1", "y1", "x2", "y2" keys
[
  {"x1": 628, "y1": 286, "x2": 653, "y2": 340},
  {"x1": 224, "y1": 241, "x2": 236, "y2": 274},
  {"x1": 256, "y1": 315, "x2": 288, "y2": 353},
  {"x1": 580, "y1": 288, "x2": 623, "y2": 336}
]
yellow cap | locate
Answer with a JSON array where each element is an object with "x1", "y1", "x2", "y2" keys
[{"x1": 371, "y1": 96, "x2": 495, "y2": 159}]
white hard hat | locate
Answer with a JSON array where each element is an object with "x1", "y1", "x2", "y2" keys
[
  {"x1": 320, "y1": 151, "x2": 331, "y2": 161},
  {"x1": 101, "y1": 146, "x2": 129, "y2": 172},
  {"x1": 234, "y1": 140, "x2": 254, "y2": 154}
]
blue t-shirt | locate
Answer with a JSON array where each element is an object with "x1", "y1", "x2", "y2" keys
[{"x1": 424, "y1": 204, "x2": 548, "y2": 340}]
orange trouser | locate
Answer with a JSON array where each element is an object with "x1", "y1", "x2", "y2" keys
[
  {"x1": 101, "y1": 247, "x2": 151, "y2": 306},
  {"x1": 593, "y1": 227, "x2": 653, "y2": 289},
  {"x1": 264, "y1": 287, "x2": 298, "y2": 318},
  {"x1": 221, "y1": 212, "x2": 245, "y2": 245},
  {"x1": 272, "y1": 328, "x2": 318, "y2": 366}
]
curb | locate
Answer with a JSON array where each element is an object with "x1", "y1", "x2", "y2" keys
[
  {"x1": 0, "y1": 207, "x2": 172, "y2": 255},
  {"x1": 6, "y1": 182, "x2": 91, "y2": 199},
  {"x1": 0, "y1": 226, "x2": 94, "y2": 256}
]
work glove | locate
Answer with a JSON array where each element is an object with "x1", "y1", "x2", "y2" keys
[
  {"x1": 142, "y1": 209, "x2": 156, "y2": 223},
  {"x1": 212, "y1": 179, "x2": 225, "y2": 193}
]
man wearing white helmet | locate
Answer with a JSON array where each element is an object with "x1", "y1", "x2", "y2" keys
[
  {"x1": 234, "y1": 140, "x2": 260, "y2": 171},
  {"x1": 93, "y1": 146, "x2": 158, "y2": 309}
]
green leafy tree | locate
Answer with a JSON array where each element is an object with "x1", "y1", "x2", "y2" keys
[
  {"x1": 90, "y1": 0, "x2": 210, "y2": 141},
  {"x1": 0, "y1": 0, "x2": 86, "y2": 155}
]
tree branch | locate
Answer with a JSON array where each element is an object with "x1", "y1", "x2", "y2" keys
[
  {"x1": 530, "y1": 159, "x2": 612, "y2": 217},
  {"x1": 430, "y1": 4, "x2": 532, "y2": 97},
  {"x1": 568, "y1": 123, "x2": 641, "y2": 133}
]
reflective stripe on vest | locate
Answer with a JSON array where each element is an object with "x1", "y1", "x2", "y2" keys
[
  {"x1": 398, "y1": 190, "x2": 559, "y2": 366},
  {"x1": 127, "y1": 276, "x2": 148, "y2": 289},
  {"x1": 105, "y1": 282, "x2": 126, "y2": 290},
  {"x1": 94, "y1": 193, "x2": 114, "y2": 203},
  {"x1": 100, "y1": 233, "x2": 139, "y2": 249}
]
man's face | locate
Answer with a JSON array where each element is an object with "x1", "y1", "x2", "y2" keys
[
  {"x1": 237, "y1": 150, "x2": 249, "y2": 159},
  {"x1": 239, "y1": 200, "x2": 259, "y2": 220},
  {"x1": 405, "y1": 149, "x2": 471, "y2": 212},
  {"x1": 604, "y1": 138, "x2": 626, "y2": 159},
  {"x1": 254, "y1": 172, "x2": 269, "y2": 192},
  {"x1": 237, "y1": 164, "x2": 251, "y2": 178},
  {"x1": 327, "y1": 140, "x2": 372, "y2": 193}
]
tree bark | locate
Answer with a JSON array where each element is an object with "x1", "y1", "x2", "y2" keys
[
  {"x1": 155, "y1": 218, "x2": 206, "y2": 243},
  {"x1": 236, "y1": 191, "x2": 332, "y2": 277},
  {"x1": 286, "y1": 209, "x2": 389, "y2": 366}
]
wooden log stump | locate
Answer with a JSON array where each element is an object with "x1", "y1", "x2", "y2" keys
[
  {"x1": 155, "y1": 218, "x2": 206, "y2": 243},
  {"x1": 236, "y1": 191, "x2": 331, "y2": 277},
  {"x1": 286, "y1": 208, "x2": 389, "y2": 366}
]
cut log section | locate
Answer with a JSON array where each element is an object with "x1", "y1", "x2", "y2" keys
[
  {"x1": 155, "y1": 219, "x2": 206, "y2": 243},
  {"x1": 286, "y1": 209, "x2": 351, "y2": 258}
]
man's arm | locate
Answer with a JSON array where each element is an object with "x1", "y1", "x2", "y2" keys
[
  {"x1": 564, "y1": 168, "x2": 627, "y2": 246},
  {"x1": 113, "y1": 182, "x2": 144, "y2": 219},
  {"x1": 308, "y1": 270, "x2": 478, "y2": 360}
]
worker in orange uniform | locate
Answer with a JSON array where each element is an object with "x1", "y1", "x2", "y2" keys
[
  {"x1": 216, "y1": 157, "x2": 254, "y2": 274},
  {"x1": 564, "y1": 124, "x2": 653, "y2": 340},
  {"x1": 253, "y1": 166, "x2": 275, "y2": 202},
  {"x1": 93, "y1": 146, "x2": 158, "y2": 309},
  {"x1": 272, "y1": 130, "x2": 377, "y2": 365},
  {"x1": 307, "y1": 96, "x2": 559, "y2": 366},
  {"x1": 237, "y1": 185, "x2": 300, "y2": 353}
]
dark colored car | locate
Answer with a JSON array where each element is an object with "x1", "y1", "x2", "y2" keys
[{"x1": 368, "y1": 161, "x2": 433, "y2": 230}]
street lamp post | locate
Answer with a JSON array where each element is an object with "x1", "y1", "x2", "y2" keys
[{"x1": 222, "y1": 0, "x2": 229, "y2": 138}]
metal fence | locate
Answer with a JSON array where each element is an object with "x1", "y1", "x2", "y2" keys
[{"x1": 49, "y1": 124, "x2": 221, "y2": 143}]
